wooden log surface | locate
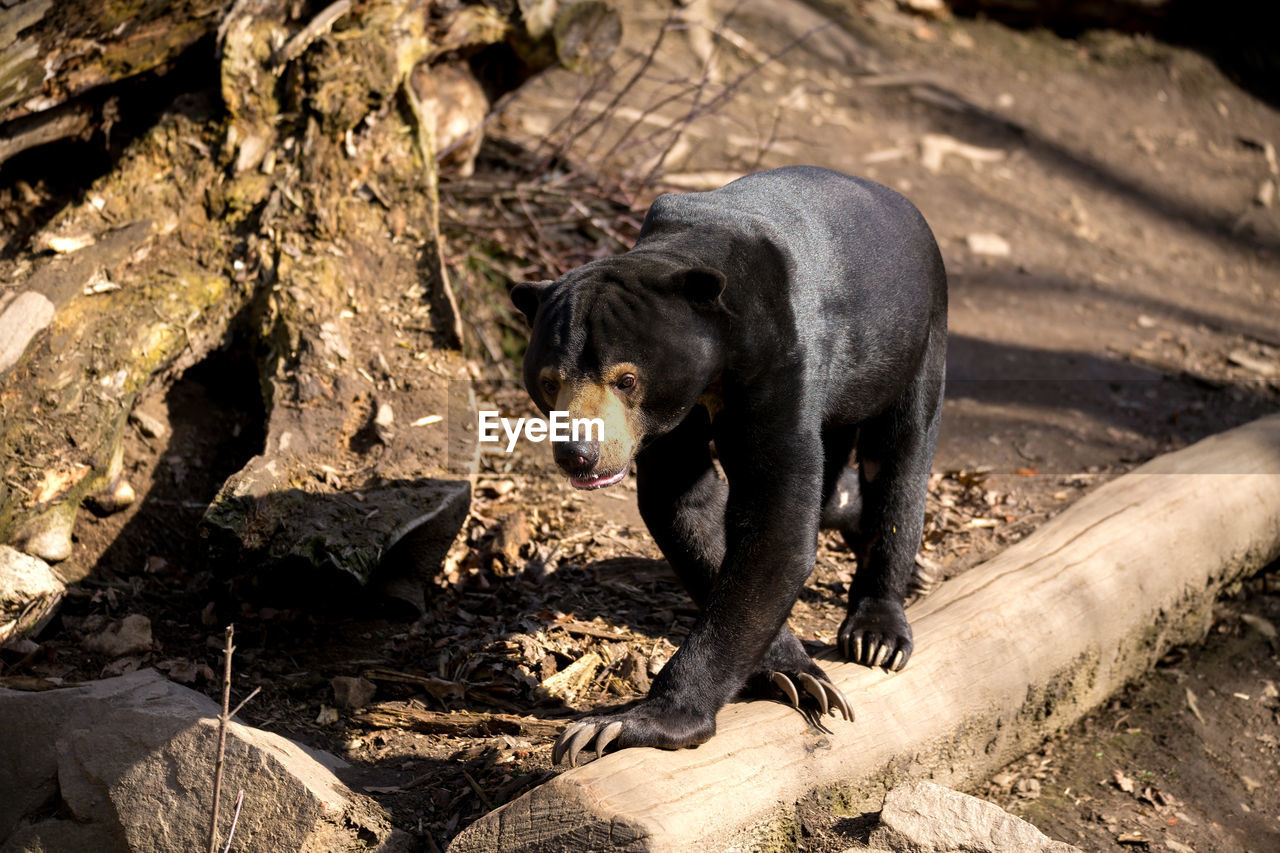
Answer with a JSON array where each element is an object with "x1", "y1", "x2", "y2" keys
[
  {"x1": 0, "y1": 0, "x2": 224, "y2": 125},
  {"x1": 449, "y1": 413, "x2": 1280, "y2": 853}
]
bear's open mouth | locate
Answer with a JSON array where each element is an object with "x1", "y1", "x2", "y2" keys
[{"x1": 569, "y1": 466, "x2": 629, "y2": 490}]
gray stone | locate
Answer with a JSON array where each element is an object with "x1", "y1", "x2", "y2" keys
[
  {"x1": 866, "y1": 781, "x2": 1080, "y2": 853},
  {"x1": 0, "y1": 669, "x2": 404, "y2": 852},
  {"x1": 0, "y1": 545, "x2": 64, "y2": 644}
]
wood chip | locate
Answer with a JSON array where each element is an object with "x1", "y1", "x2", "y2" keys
[
  {"x1": 1227, "y1": 349, "x2": 1276, "y2": 377},
  {"x1": 1185, "y1": 687, "x2": 1205, "y2": 724},
  {"x1": 35, "y1": 232, "x2": 95, "y2": 253},
  {"x1": 539, "y1": 652, "x2": 601, "y2": 705}
]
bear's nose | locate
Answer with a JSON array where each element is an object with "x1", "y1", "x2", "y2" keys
[{"x1": 553, "y1": 440, "x2": 599, "y2": 474}]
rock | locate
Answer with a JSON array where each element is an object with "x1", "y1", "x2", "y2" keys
[
  {"x1": 0, "y1": 290, "x2": 56, "y2": 374},
  {"x1": 82, "y1": 613, "x2": 153, "y2": 657},
  {"x1": 0, "y1": 669, "x2": 406, "y2": 852},
  {"x1": 966, "y1": 232, "x2": 1012, "y2": 257},
  {"x1": 0, "y1": 545, "x2": 65, "y2": 644},
  {"x1": 411, "y1": 62, "x2": 489, "y2": 178},
  {"x1": 331, "y1": 675, "x2": 377, "y2": 710},
  {"x1": 87, "y1": 477, "x2": 136, "y2": 515},
  {"x1": 866, "y1": 781, "x2": 1080, "y2": 852},
  {"x1": 20, "y1": 508, "x2": 75, "y2": 563},
  {"x1": 128, "y1": 407, "x2": 168, "y2": 440}
]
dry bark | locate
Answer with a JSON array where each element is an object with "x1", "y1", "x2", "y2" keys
[
  {"x1": 0, "y1": 0, "x2": 619, "y2": 626},
  {"x1": 0, "y1": 0, "x2": 226, "y2": 126}
]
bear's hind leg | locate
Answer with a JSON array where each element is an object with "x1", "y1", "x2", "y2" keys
[{"x1": 837, "y1": 336, "x2": 944, "y2": 672}]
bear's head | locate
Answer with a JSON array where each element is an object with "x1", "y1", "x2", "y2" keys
[{"x1": 511, "y1": 256, "x2": 726, "y2": 489}]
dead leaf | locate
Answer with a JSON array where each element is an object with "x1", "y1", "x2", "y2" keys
[
  {"x1": 1185, "y1": 688, "x2": 1206, "y2": 724},
  {"x1": 1240, "y1": 613, "x2": 1277, "y2": 640},
  {"x1": 538, "y1": 652, "x2": 601, "y2": 706},
  {"x1": 159, "y1": 658, "x2": 214, "y2": 684},
  {"x1": 1112, "y1": 769, "x2": 1135, "y2": 793}
]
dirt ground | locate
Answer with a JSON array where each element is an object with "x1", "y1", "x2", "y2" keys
[{"x1": 3, "y1": 1, "x2": 1279, "y2": 851}]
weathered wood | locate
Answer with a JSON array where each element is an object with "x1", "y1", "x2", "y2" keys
[
  {"x1": 200, "y1": 0, "x2": 617, "y2": 600},
  {"x1": 354, "y1": 703, "x2": 566, "y2": 738},
  {"x1": 449, "y1": 414, "x2": 1280, "y2": 853},
  {"x1": 0, "y1": 0, "x2": 619, "y2": 627},
  {"x1": 0, "y1": 101, "x2": 92, "y2": 166},
  {"x1": 0, "y1": 109, "x2": 244, "y2": 569},
  {"x1": 200, "y1": 0, "x2": 476, "y2": 602},
  {"x1": 0, "y1": 0, "x2": 226, "y2": 124},
  {"x1": 0, "y1": 545, "x2": 63, "y2": 644}
]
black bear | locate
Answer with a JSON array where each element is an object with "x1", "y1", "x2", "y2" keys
[{"x1": 511, "y1": 166, "x2": 946, "y2": 766}]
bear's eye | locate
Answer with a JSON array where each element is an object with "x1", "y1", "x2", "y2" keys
[
  {"x1": 615, "y1": 373, "x2": 636, "y2": 391},
  {"x1": 541, "y1": 378, "x2": 559, "y2": 399}
]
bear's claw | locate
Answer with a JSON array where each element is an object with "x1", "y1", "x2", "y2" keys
[
  {"x1": 839, "y1": 628, "x2": 909, "y2": 671},
  {"x1": 769, "y1": 670, "x2": 853, "y2": 721},
  {"x1": 554, "y1": 719, "x2": 622, "y2": 767}
]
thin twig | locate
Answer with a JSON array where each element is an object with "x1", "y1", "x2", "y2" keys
[
  {"x1": 271, "y1": 0, "x2": 352, "y2": 68},
  {"x1": 230, "y1": 685, "x2": 262, "y2": 719},
  {"x1": 207, "y1": 625, "x2": 234, "y2": 853},
  {"x1": 640, "y1": 19, "x2": 832, "y2": 190},
  {"x1": 221, "y1": 790, "x2": 245, "y2": 853},
  {"x1": 576, "y1": 9, "x2": 680, "y2": 157},
  {"x1": 461, "y1": 769, "x2": 494, "y2": 811}
]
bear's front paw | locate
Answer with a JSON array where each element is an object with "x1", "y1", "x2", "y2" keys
[
  {"x1": 552, "y1": 700, "x2": 716, "y2": 767},
  {"x1": 838, "y1": 597, "x2": 913, "y2": 671}
]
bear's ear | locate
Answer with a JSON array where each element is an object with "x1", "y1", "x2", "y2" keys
[
  {"x1": 674, "y1": 266, "x2": 726, "y2": 307},
  {"x1": 510, "y1": 280, "x2": 554, "y2": 324}
]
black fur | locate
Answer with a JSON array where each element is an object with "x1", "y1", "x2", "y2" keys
[{"x1": 515, "y1": 166, "x2": 947, "y2": 755}]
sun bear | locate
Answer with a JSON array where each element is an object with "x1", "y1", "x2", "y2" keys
[{"x1": 511, "y1": 166, "x2": 946, "y2": 765}]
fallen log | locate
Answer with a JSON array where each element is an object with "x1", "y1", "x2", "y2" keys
[
  {"x1": 449, "y1": 413, "x2": 1280, "y2": 852},
  {"x1": 2, "y1": 0, "x2": 620, "y2": 618},
  {"x1": 0, "y1": 121, "x2": 244, "y2": 568},
  {"x1": 0, "y1": 0, "x2": 224, "y2": 126}
]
